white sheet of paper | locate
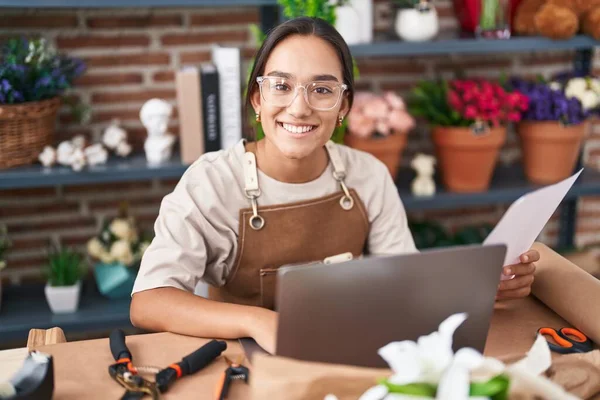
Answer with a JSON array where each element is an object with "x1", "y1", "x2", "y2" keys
[{"x1": 483, "y1": 169, "x2": 583, "y2": 274}]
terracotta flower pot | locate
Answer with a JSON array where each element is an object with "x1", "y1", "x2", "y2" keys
[
  {"x1": 517, "y1": 121, "x2": 587, "y2": 185},
  {"x1": 344, "y1": 132, "x2": 407, "y2": 180},
  {"x1": 432, "y1": 125, "x2": 506, "y2": 193}
]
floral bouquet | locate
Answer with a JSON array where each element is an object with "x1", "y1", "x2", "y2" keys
[
  {"x1": 87, "y1": 206, "x2": 152, "y2": 298},
  {"x1": 326, "y1": 313, "x2": 578, "y2": 400},
  {"x1": 87, "y1": 216, "x2": 151, "y2": 269},
  {"x1": 508, "y1": 76, "x2": 590, "y2": 126},
  {"x1": 0, "y1": 37, "x2": 86, "y2": 105},
  {"x1": 347, "y1": 91, "x2": 415, "y2": 138},
  {"x1": 409, "y1": 78, "x2": 529, "y2": 129}
]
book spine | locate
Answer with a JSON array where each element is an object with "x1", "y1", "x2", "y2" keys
[
  {"x1": 212, "y1": 47, "x2": 242, "y2": 150},
  {"x1": 201, "y1": 67, "x2": 221, "y2": 153}
]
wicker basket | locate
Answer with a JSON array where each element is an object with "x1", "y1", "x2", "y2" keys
[{"x1": 0, "y1": 97, "x2": 61, "y2": 169}]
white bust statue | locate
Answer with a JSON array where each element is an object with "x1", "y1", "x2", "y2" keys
[{"x1": 140, "y1": 98, "x2": 176, "y2": 165}]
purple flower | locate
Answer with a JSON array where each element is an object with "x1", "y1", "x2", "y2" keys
[
  {"x1": 508, "y1": 76, "x2": 588, "y2": 125},
  {"x1": 1, "y1": 79, "x2": 11, "y2": 93}
]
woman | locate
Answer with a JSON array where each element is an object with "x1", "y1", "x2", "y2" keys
[{"x1": 130, "y1": 17, "x2": 537, "y2": 354}]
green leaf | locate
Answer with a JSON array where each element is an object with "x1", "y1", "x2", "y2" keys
[
  {"x1": 380, "y1": 379, "x2": 437, "y2": 397},
  {"x1": 470, "y1": 375, "x2": 510, "y2": 399}
]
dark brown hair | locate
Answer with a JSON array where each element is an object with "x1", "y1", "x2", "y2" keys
[{"x1": 245, "y1": 16, "x2": 355, "y2": 138}]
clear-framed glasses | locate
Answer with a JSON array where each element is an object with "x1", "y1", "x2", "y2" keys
[{"x1": 256, "y1": 76, "x2": 347, "y2": 111}]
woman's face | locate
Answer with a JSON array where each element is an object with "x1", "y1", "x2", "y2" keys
[{"x1": 251, "y1": 34, "x2": 350, "y2": 160}]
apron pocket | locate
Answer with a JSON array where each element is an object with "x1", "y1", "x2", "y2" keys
[{"x1": 259, "y1": 268, "x2": 278, "y2": 310}]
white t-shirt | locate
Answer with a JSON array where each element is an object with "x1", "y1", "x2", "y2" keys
[{"x1": 132, "y1": 139, "x2": 417, "y2": 295}]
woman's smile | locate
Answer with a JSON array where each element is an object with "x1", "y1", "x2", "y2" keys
[{"x1": 277, "y1": 121, "x2": 319, "y2": 138}]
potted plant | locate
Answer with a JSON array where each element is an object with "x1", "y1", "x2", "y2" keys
[
  {"x1": 0, "y1": 37, "x2": 86, "y2": 169},
  {"x1": 393, "y1": 0, "x2": 440, "y2": 42},
  {"x1": 345, "y1": 91, "x2": 415, "y2": 180},
  {"x1": 0, "y1": 224, "x2": 11, "y2": 311},
  {"x1": 408, "y1": 78, "x2": 529, "y2": 192},
  {"x1": 44, "y1": 241, "x2": 84, "y2": 314},
  {"x1": 509, "y1": 75, "x2": 597, "y2": 184},
  {"x1": 87, "y1": 205, "x2": 152, "y2": 299}
]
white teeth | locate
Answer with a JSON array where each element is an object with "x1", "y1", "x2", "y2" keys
[{"x1": 282, "y1": 123, "x2": 315, "y2": 134}]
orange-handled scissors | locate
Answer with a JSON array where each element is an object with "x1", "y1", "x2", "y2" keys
[{"x1": 538, "y1": 327, "x2": 594, "y2": 354}]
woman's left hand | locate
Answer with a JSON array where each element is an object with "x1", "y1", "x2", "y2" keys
[{"x1": 496, "y1": 248, "x2": 540, "y2": 300}]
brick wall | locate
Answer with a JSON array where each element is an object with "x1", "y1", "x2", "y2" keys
[{"x1": 0, "y1": 1, "x2": 599, "y2": 284}]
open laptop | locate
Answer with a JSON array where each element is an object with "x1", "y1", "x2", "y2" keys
[{"x1": 241, "y1": 243, "x2": 506, "y2": 368}]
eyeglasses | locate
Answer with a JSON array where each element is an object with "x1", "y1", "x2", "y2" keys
[{"x1": 256, "y1": 76, "x2": 347, "y2": 111}]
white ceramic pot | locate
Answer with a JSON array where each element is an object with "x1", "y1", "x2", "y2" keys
[
  {"x1": 395, "y1": 7, "x2": 439, "y2": 42},
  {"x1": 45, "y1": 280, "x2": 81, "y2": 314},
  {"x1": 335, "y1": 4, "x2": 362, "y2": 45}
]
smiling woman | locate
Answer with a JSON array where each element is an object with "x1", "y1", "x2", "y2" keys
[{"x1": 128, "y1": 17, "x2": 421, "y2": 355}]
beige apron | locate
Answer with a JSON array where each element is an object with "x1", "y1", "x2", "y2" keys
[{"x1": 209, "y1": 140, "x2": 370, "y2": 310}]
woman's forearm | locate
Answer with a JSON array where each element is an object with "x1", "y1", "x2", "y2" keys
[
  {"x1": 531, "y1": 241, "x2": 600, "y2": 345},
  {"x1": 130, "y1": 287, "x2": 262, "y2": 340}
]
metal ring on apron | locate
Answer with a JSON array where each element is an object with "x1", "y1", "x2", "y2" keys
[
  {"x1": 338, "y1": 179, "x2": 354, "y2": 211},
  {"x1": 249, "y1": 196, "x2": 265, "y2": 230}
]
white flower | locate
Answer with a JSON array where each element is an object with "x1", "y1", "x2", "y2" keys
[
  {"x1": 378, "y1": 313, "x2": 467, "y2": 385},
  {"x1": 116, "y1": 141, "x2": 132, "y2": 157},
  {"x1": 590, "y1": 78, "x2": 600, "y2": 94},
  {"x1": 565, "y1": 77, "x2": 587, "y2": 99},
  {"x1": 99, "y1": 249, "x2": 114, "y2": 264},
  {"x1": 110, "y1": 240, "x2": 134, "y2": 266},
  {"x1": 549, "y1": 81, "x2": 562, "y2": 91},
  {"x1": 580, "y1": 90, "x2": 599, "y2": 110},
  {"x1": 103, "y1": 121, "x2": 128, "y2": 149},
  {"x1": 86, "y1": 238, "x2": 105, "y2": 259},
  {"x1": 70, "y1": 148, "x2": 86, "y2": 171},
  {"x1": 0, "y1": 260, "x2": 6, "y2": 271},
  {"x1": 38, "y1": 146, "x2": 56, "y2": 167},
  {"x1": 84, "y1": 144, "x2": 108, "y2": 166},
  {"x1": 110, "y1": 219, "x2": 135, "y2": 241},
  {"x1": 360, "y1": 314, "x2": 579, "y2": 400},
  {"x1": 56, "y1": 141, "x2": 75, "y2": 166},
  {"x1": 71, "y1": 135, "x2": 86, "y2": 149}
]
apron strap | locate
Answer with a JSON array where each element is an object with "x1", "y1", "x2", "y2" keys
[
  {"x1": 242, "y1": 141, "x2": 354, "y2": 230},
  {"x1": 243, "y1": 145, "x2": 265, "y2": 231},
  {"x1": 325, "y1": 141, "x2": 354, "y2": 211}
]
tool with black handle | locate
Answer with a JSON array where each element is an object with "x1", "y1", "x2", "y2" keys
[
  {"x1": 108, "y1": 329, "x2": 227, "y2": 399},
  {"x1": 155, "y1": 339, "x2": 227, "y2": 392}
]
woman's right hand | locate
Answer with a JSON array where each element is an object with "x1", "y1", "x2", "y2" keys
[{"x1": 249, "y1": 307, "x2": 278, "y2": 354}]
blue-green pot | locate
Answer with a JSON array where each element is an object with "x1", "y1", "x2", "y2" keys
[{"x1": 93, "y1": 262, "x2": 137, "y2": 299}]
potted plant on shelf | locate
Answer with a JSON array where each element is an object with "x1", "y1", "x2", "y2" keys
[
  {"x1": 393, "y1": 0, "x2": 440, "y2": 42},
  {"x1": 0, "y1": 224, "x2": 11, "y2": 311},
  {"x1": 44, "y1": 240, "x2": 84, "y2": 314},
  {"x1": 509, "y1": 75, "x2": 598, "y2": 184},
  {"x1": 0, "y1": 37, "x2": 86, "y2": 169},
  {"x1": 408, "y1": 77, "x2": 529, "y2": 192},
  {"x1": 87, "y1": 205, "x2": 152, "y2": 299},
  {"x1": 344, "y1": 91, "x2": 416, "y2": 180}
]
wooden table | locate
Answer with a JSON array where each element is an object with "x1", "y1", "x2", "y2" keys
[{"x1": 0, "y1": 296, "x2": 574, "y2": 400}]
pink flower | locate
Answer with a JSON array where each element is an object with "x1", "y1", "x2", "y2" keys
[
  {"x1": 384, "y1": 91, "x2": 406, "y2": 110},
  {"x1": 448, "y1": 90, "x2": 463, "y2": 111},
  {"x1": 363, "y1": 96, "x2": 389, "y2": 119},
  {"x1": 389, "y1": 109, "x2": 415, "y2": 132},
  {"x1": 464, "y1": 105, "x2": 478, "y2": 119},
  {"x1": 347, "y1": 112, "x2": 376, "y2": 138},
  {"x1": 376, "y1": 120, "x2": 391, "y2": 136}
]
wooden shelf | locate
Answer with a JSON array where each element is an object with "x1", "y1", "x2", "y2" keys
[
  {"x1": 0, "y1": 0, "x2": 277, "y2": 7},
  {"x1": 396, "y1": 165, "x2": 599, "y2": 211},
  {"x1": 349, "y1": 35, "x2": 598, "y2": 57},
  {"x1": 0, "y1": 153, "x2": 188, "y2": 190},
  {"x1": 0, "y1": 281, "x2": 134, "y2": 344}
]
